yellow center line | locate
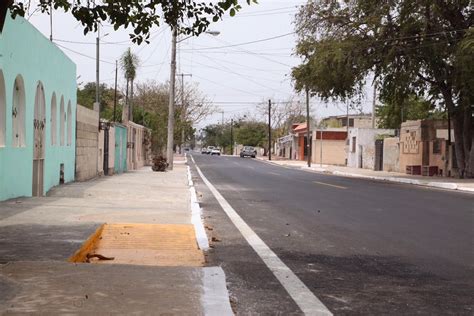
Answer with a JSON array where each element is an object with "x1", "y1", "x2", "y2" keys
[{"x1": 313, "y1": 181, "x2": 347, "y2": 190}]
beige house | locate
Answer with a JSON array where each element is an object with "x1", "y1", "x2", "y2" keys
[
  {"x1": 321, "y1": 114, "x2": 376, "y2": 129},
  {"x1": 399, "y1": 120, "x2": 453, "y2": 176},
  {"x1": 311, "y1": 128, "x2": 347, "y2": 165}
]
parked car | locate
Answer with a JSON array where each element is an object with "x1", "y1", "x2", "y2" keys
[
  {"x1": 206, "y1": 146, "x2": 216, "y2": 155},
  {"x1": 240, "y1": 146, "x2": 257, "y2": 158},
  {"x1": 210, "y1": 147, "x2": 221, "y2": 156},
  {"x1": 201, "y1": 147, "x2": 209, "y2": 154}
]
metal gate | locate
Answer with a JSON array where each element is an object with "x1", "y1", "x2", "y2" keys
[
  {"x1": 374, "y1": 139, "x2": 384, "y2": 171},
  {"x1": 32, "y1": 83, "x2": 46, "y2": 196}
]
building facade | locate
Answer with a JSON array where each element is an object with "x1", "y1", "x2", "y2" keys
[
  {"x1": 322, "y1": 114, "x2": 375, "y2": 129},
  {"x1": 399, "y1": 120, "x2": 452, "y2": 176},
  {"x1": 0, "y1": 14, "x2": 76, "y2": 201},
  {"x1": 347, "y1": 128, "x2": 396, "y2": 170},
  {"x1": 312, "y1": 128, "x2": 347, "y2": 166}
]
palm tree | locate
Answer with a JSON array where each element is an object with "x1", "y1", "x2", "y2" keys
[{"x1": 120, "y1": 48, "x2": 139, "y2": 122}]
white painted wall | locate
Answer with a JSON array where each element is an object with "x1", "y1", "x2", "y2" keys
[{"x1": 347, "y1": 128, "x2": 395, "y2": 169}]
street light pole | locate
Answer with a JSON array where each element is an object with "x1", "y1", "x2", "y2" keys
[
  {"x1": 268, "y1": 99, "x2": 272, "y2": 161},
  {"x1": 113, "y1": 60, "x2": 118, "y2": 122},
  {"x1": 95, "y1": 26, "x2": 100, "y2": 112},
  {"x1": 230, "y1": 119, "x2": 234, "y2": 156},
  {"x1": 178, "y1": 73, "x2": 192, "y2": 154},
  {"x1": 306, "y1": 88, "x2": 311, "y2": 168},
  {"x1": 167, "y1": 30, "x2": 220, "y2": 168},
  {"x1": 166, "y1": 27, "x2": 178, "y2": 170}
]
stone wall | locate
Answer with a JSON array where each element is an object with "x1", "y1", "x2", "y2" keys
[{"x1": 75, "y1": 105, "x2": 98, "y2": 181}]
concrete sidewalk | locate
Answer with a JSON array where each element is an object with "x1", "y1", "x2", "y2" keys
[
  {"x1": 0, "y1": 163, "x2": 232, "y2": 315},
  {"x1": 257, "y1": 157, "x2": 474, "y2": 193}
]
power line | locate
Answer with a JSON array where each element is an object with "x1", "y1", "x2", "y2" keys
[
  {"x1": 192, "y1": 74, "x2": 265, "y2": 98},
  {"x1": 55, "y1": 43, "x2": 116, "y2": 65},
  {"x1": 233, "y1": 9, "x2": 298, "y2": 18},
  {"x1": 181, "y1": 32, "x2": 295, "y2": 51},
  {"x1": 181, "y1": 55, "x2": 286, "y2": 87}
]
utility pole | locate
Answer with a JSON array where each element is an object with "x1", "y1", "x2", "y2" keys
[
  {"x1": 230, "y1": 119, "x2": 234, "y2": 156},
  {"x1": 178, "y1": 73, "x2": 192, "y2": 154},
  {"x1": 221, "y1": 111, "x2": 225, "y2": 124},
  {"x1": 49, "y1": 2, "x2": 53, "y2": 41},
  {"x1": 346, "y1": 101, "x2": 349, "y2": 134},
  {"x1": 306, "y1": 89, "x2": 311, "y2": 167},
  {"x1": 320, "y1": 127, "x2": 323, "y2": 167},
  {"x1": 94, "y1": 25, "x2": 100, "y2": 112},
  {"x1": 372, "y1": 82, "x2": 376, "y2": 128},
  {"x1": 113, "y1": 60, "x2": 118, "y2": 122},
  {"x1": 166, "y1": 27, "x2": 178, "y2": 170},
  {"x1": 268, "y1": 99, "x2": 272, "y2": 161}
]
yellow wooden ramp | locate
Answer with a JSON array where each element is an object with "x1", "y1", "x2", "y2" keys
[{"x1": 70, "y1": 224, "x2": 205, "y2": 267}]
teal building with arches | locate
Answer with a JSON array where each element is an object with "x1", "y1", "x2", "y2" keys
[{"x1": 0, "y1": 13, "x2": 77, "y2": 201}]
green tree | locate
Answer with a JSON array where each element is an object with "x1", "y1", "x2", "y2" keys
[
  {"x1": 235, "y1": 121, "x2": 267, "y2": 147},
  {"x1": 77, "y1": 82, "x2": 117, "y2": 114},
  {"x1": 292, "y1": 1, "x2": 473, "y2": 177},
  {"x1": 120, "y1": 48, "x2": 140, "y2": 122},
  {"x1": 130, "y1": 80, "x2": 212, "y2": 155},
  {"x1": 3, "y1": 1, "x2": 256, "y2": 43},
  {"x1": 202, "y1": 123, "x2": 232, "y2": 154},
  {"x1": 376, "y1": 95, "x2": 446, "y2": 129}
]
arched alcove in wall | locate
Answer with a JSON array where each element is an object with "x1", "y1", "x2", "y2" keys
[
  {"x1": 51, "y1": 93, "x2": 57, "y2": 145},
  {"x1": 60, "y1": 96, "x2": 65, "y2": 146},
  {"x1": 67, "y1": 101, "x2": 72, "y2": 146},
  {"x1": 12, "y1": 75, "x2": 26, "y2": 147},
  {"x1": 32, "y1": 81, "x2": 46, "y2": 197},
  {"x1": 0, "y1": 70, "x2": 5, "y2": 147}
]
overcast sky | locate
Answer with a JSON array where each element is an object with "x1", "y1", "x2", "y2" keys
[{"x1": 27, "y1": 0, "x2": 374, "y2": 128}]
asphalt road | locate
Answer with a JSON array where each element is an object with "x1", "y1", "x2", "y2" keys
[{"x1": 190, "y1": 154, "x2": 474, "y2": 315}]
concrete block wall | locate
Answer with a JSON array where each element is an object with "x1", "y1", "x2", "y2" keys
[
  {"x1": 312, "y1": 139, "x2": 347, "y2": 165},
  {"x1": 347, "y1": 128, "x2": 395, "y2": 170},
  {"x1": 75, "y1": 105, "x2": 98, "y2": 181},
  {"x1": 383, "y1": 137, "x2": 400, "y2": 172}
]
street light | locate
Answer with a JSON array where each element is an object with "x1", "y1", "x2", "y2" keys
[
  {"x1": 94, "y1": 26, "x2": 109, "y2": 112},
  {"x1": 166, "y1": 29, "x2": 220, "y2": 169}
]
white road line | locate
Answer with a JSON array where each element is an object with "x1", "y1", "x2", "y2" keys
[
  {"x1": 193, "y1": 158, "x2": 332, "y2": 316},
  {"x1": 313, "y1": 181, "x2": 347, "y2": 190}
]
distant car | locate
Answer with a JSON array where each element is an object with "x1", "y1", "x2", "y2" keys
[
  {"x1": 206, "y1": 146, "x2": 216, "y2": 155},
  {"x1": 240, "y1": 146, "x2": 257, "y2": 158},
  {"x1": 201, "y1": 147, "x2": 208, "y2": 154},
  {"x1": 210, "y1": 147, "x2": 221, "y2": 156}
]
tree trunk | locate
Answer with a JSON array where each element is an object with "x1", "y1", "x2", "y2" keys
[
  {"x1": 451, "y1": 102, "x2": 473, "y2": 178},
  {"x1": 123, "y1": 79, "x2": 129, "y2": 122},
  {"x1": 452, "y1": 108, "x2": 466, "y2": 177},
  {"x1": 461, "y1": 95, "x2": 473, "y2": 178},
  {"x1": 439, "y1": 83, "x2": 472, "y2": 178}
]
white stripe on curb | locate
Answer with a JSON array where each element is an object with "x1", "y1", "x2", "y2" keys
[
  {"x1": 192, "y1": 156, "x2": 332, "y2": 316},
  {"x1": 257, "y1": 158, "x2": 473, "y2": 193},
  {"x1": 186, "y1": 158, "x2": 209, "y2": 251}
]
